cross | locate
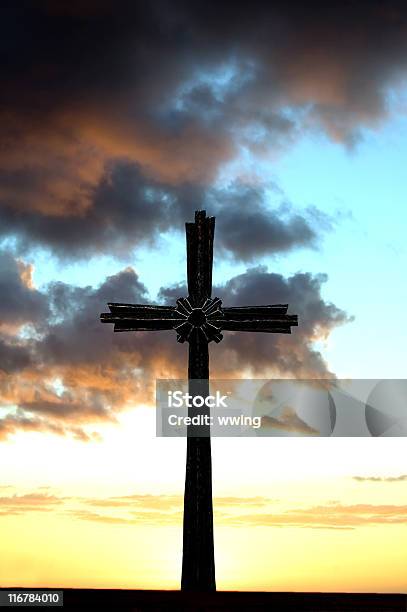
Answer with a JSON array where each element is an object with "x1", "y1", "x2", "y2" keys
[{"x1": 100, "y1": 210, "x2": 298, "y2": 591}]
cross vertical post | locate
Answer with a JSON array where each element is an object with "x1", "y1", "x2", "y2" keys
[
  {"x1": 100, "y1": 209, "x2": 298, "y2": 592},
  {"x1": 181, "y1": 210, "x2": 216, "y2": 590}
]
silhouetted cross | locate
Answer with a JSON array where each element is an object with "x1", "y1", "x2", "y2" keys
[{"x1": 101, "y1": 210, "x2": 298, "y2": 591}]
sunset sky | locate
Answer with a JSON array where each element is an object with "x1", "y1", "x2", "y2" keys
[{"x1": 0, "y1": 0, "x2": 406, "y2": 592}]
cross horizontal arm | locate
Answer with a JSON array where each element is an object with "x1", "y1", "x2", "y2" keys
[
  {"x1": 218, "y1": 319, "x2": 297, "y2": 333},
  {"x1": 212, "y1": 304, "x2": 298, "y2": 334},
  {"x1": 100, "y1": 303, "x2": 184, "y2": 332},
  {"x1": 222, "y1": 305, "x2": 290, "y2": 318}
]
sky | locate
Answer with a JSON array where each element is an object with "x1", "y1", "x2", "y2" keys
[{"x1": 0, "y1": 0, "x2": 407, "y2": 592}]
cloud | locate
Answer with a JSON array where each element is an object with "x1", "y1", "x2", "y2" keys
[
  {"x1": 223, "y1": 502, "x2": 407, "y2": 529},
  {"x1": 1, "y1": 2, "x2": 406, "y2": 258},
  {"x1": 0, "y1": 251, "x2": 48, "y2": 327},
  {"x1": 67, "y1": 510, "x2": 139, "y2": 525},
  {"x1": 83, "y1": 493, "x2": 270, "y2": 510},
  {"x1": 4, "y1": 1, "x2": 407, "y2": 145},
  {"x1": 214, "y1": 496, "x2": 271, "y2": 507},
  {"x1": 84, "y1": 494, "x2": 183, "y2": 511},
  {"x1": 353, "y1": 475, "x2": 407, "y2": 482},
  {"x1": 0, "y1": 162, "x2": 179, "y2": 259},
  {"x1": 0, "y1": 487, "x2": 273, "y2": 524},
  {"x1": 0, "y1": 339, "x2": 32, "y2": 374},
  {"x1": 162, "y1": 266, "x2": 350, "y2": 377},
  {"x1": 0, "y1": 258, "x2": 184, "y2": 439},
  {"x1": 0, "y1": 160, "x2": 332, "y2": 261},
  {"x1": 4, "y1": 487, "x2": 405, "y2": 531},
  {"x1": 0, "y1": 251, "x2": 43, "y2": 374},
  {"x1": 0, "y1": 251, "x2": 349, "y2": 439},
  {"x1": 68, "y1": 508, "x2": 186, "y2": 526},
  {"x1": 213, "y1": 198, "x2": 331, "y2": 262},
  {"x1": 0, "y1": 412, "x2": 101, "y2": 442},
  {"x1": 0, "y1": 492, "x2": 64, "y2": 515}
]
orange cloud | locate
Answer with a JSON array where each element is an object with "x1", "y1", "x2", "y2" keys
[
  {"x1": 0, "y1": 257, "x2": 349, "y2": 440},
  {"x1": 227, "y1": 503, "x2": 407, "y2": 529},
  {"x1": 2, "y1": 488, "x2": 405, "y2": 531},
  {"x1": 353, "y1": 475, "x2": 407, "y2": 482},
  {"x1": 0, "y1": 492, "x2": 64, "y2": 515}
]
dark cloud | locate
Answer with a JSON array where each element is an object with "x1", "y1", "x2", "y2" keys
[
  {"x1": 0, "y1": 1, "x2": 406, "y2": 257},
  {"x1": 0, "y1": 159, "x2": 332, "y2": 261},
  {"x1": 187, "y1": 184, "x2": 334, "y2": 262},
  {"x1": 0, "y1": 251, "x2": 45, "y2": 374},
  {"x1": 160, "y1": 266, "x2": 350, "y2": 377},
  {"x1": 213, "y1": 199, "x2": 326, "y2": 261},
  {"x1": 0, "y1": 249, "x2": 349, "y2": 439},
  {"x1": 0, "y1": 251, "x2": 48, "y2": 325},
  {"x1": 215, "y1": 268, "x2": 350, "y2": 377},
  {"x1": 3, "y1": 1, "x2": 407, "y2": 132},
  {"x1": 0, "y1": 162, "x2": 177, "y2": 258},
  {"x1": 0, "y1": 339, "x2": 32, "y2": 374},
  {"x1": 0, "y1": 260, "x2": 185, "y2": 438},
  {"x1": 42, "y1": 265, "x2": 149, "y2": 366}
]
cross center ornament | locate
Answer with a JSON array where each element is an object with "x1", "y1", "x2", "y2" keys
[
  {"x1": 174, "y1": 296, "x2": 224, "y2": 343},
  {"x1": 101, "y1": 210, "x2": 298, "y2": 591}
]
